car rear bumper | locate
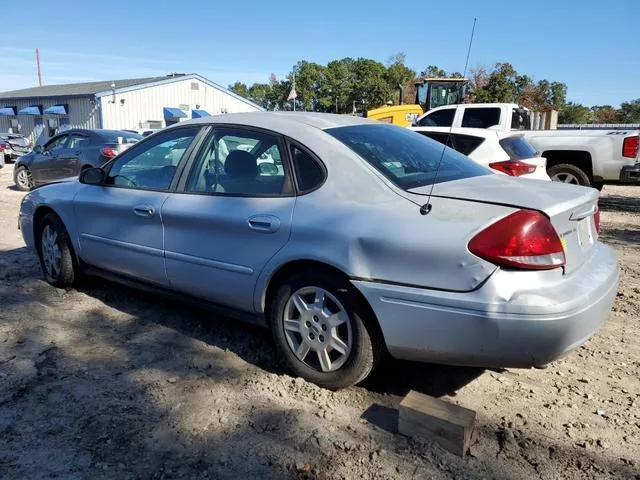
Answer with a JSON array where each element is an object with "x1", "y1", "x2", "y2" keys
[
  {"x1": 352, "y1": 242, "x2": 618, "y2": 368},
  {"x1": 620, "y1": 163, "x2": 640, "y2": 183}
]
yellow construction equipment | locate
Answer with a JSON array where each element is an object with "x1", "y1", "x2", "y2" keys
[{"x1": 366, "y1": 78, "x2": 468, "y2": 126}]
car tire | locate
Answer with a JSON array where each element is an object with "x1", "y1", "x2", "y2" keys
[
  {"x1": 37, "y1": 213, "x2": 78, "y2": 288},
  {"x1": 548, "y1": 163, "x2": 591, "y2": 187},
  {"x1": 269, "y1": 270, "x2": 379, "y2": 390},
  {"x1": 14, "y1": 165, "x2": 34, "y2": 191}
]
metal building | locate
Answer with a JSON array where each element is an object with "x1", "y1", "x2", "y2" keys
[{"x1": 0, "y1": 73, "x2": 262, "y2": 145}]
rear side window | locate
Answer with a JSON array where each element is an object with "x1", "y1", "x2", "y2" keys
[
  {"x1": 291, "y1": 146, "x2": 324, "y2": 192},
  {"x1": 451, "y1": 134, "x2": 484, "y2": 155},
  {"x1": 417, "y1": 132, "x2": 454, "y2": 147},
  {"x1": 417, "y1": 108, "x2": 455, "y2": 127},
  {"x1": 326, "y1": 124, "x2": 489, "y2": 190},
  {"x1": 499, "y1": 136, "x2": 538, "y2": 160},
  {"x1": 461, "y1": 108, "x2": 501, "y2": 128},
  {"x1": 100, "y1": 131, "x2": 143, "y2": 144}
]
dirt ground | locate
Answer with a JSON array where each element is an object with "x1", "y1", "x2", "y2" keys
[{"x1": 0, "y1": 162, "x2": 638, "y2": 480}]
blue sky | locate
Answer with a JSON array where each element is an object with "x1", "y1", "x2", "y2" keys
[{"x1": 2, "y1": 0, "x2": 638, "y2": 106}]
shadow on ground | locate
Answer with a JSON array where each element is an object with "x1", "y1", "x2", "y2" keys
[{"x1": 599, "y1": 193, "x2": 640, "y2": 213}]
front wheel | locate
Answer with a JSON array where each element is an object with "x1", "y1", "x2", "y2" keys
[
  {"x1": 269, "y1": 271, "x2": 379, "y2": 390},
  {"x1": 37, "y1": 213, "x2": 78, "y2": 287},
  {"x1": 14, "y1": 165, "x2": 34, "y2": 191}
]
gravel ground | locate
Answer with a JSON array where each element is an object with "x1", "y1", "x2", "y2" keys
[{"x1": 0, "y1": 163, "x2": 638, "y2": 480}]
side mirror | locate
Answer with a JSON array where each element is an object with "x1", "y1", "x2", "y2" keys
[
  {"x1": 79, "y1": 167, "x2": 105, "y2": 185},
  {"x1": 33, "y1": 145, "x2": 43, "y2": 153}
]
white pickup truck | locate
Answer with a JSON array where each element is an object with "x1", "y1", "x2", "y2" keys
[{"x1": 413, "y1": 103, "x2": 640, "y2": 189}]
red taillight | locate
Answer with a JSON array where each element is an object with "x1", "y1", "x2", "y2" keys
[
  {"x1": 623, "y1": 135, "x2": 639, "y2": 158},
  {"x1": 101, "y1": 146, "x2": 118, "y2": 158},
  {"x1": 469, "y1": 210, "x2": 566, "y2": 270},
  {"x1": 594, "y1": 207, "x2": 601, "y2": 235},
  {"x1": 488, "y1": 160, "x2": 536, "y2": 176},
  {"x1": 0, "y1": 143, "x2": 8, "y2": 152}
]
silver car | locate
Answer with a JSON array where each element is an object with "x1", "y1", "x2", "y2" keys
[{"x1": 18, "y1": 112, "x2": 618, "y2": 389}]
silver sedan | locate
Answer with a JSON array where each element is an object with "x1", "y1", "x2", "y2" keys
[{"x1": 18, "y1": 112, "x2": 618, "y2": 389}]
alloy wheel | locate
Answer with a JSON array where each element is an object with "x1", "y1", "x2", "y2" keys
[
  {"x1": 551, "y1": 172, "x2": 579, "y2": 184},
  {"x1": 16, "y1": 168, "x2": 34, "y2": 189},
  {"x1": 282, "y1": 286, "x2": 352, "y2": 373},
  {"x1": 41, "y1": 225, "x2": 62, "y2": 280}
]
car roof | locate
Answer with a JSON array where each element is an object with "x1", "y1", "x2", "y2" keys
[
  {"x1": 55, "y1": 128, "x2": 142, "y2": 138},
  {"x1": 179, "y1": 111, "x2": 375, "y2": 132}
]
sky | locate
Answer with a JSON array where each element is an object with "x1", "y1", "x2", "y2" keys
[{"x1": 1, "y1": 0, "x2": 638, "y2": 107}]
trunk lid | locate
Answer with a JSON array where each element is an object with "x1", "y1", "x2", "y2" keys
[{"x1": 409, "y1": 175, "x2": 600, "y2": 274}]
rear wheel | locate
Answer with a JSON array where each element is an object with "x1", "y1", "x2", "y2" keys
[
  {"x1": 269, "y1": 271, "x2": 378, "y2": 389},
  {"x1": 14, "y1": 165, "x2": 34, "y2": 191},
  {"x1": 37, "y1": 213, "x2": 78, "y2": 287},
  {"x1": 548, "y1": 163, "x2": 591, "y2": 187}
]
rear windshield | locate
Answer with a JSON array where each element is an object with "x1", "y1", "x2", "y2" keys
[
  {"x1": 511, "y1": 108, "x2": 531, "y2": 130},
  {"x1": 500, "y1": 136, "x2": 538, "y2": 160},
  {"x1": 326, "y1": 124, "x2": 489, "y2": 190},
  {"x1": 100, "y1": 131, "x2": 143, "y2": 144}
]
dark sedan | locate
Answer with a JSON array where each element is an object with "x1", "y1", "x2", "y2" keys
[{"x1": 13, "y1": 129, "x2": 142, "y2": 191}]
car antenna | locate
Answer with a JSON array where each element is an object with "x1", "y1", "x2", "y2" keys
[{"x1": 420, "y1": 16, "x2": 477, "y2": 216}]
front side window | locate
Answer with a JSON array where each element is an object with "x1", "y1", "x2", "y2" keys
[
  {"x1": 327, "y1": 124, "x2": 489, "y2": 190},
  {"x1": 417, "y1": 108, "x2": 455, "y2": 127},
  {"x1": 106, "y1": 126, "x2": 200, "y2": 191},
  {"x1": 44, "y1": 135, "x2": 68, "y2": 153},
  {"x1": 187, "y1": 128, "x2": 290, "y2": 196},
  {"x1": 461, "y1": 107, "x2": 501, "y2": 128}
]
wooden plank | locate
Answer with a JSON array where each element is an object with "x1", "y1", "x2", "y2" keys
[{"x1": 398, "y1": 390, "x2": 476, "y2": 456}]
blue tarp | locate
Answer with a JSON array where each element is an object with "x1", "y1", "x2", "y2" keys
[
  {"x1": 0, "y1": 107, "x2": 16, "y2": 116},
  {"x1": 191, "y1": 109, "x2": 211, "y2": 118},
  {"x1": 163, "y1": 107, "x2": 187, "y2": 118},
  {"x1": 43, "y1": 105, "x2": 68, "y2": 115},
  {"x1": 18, "y1": 105, "x2": 42, "y2": 115}
]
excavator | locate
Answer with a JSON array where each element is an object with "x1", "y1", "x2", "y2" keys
[{"x1": 366, "y1": 77, "x2": 468, "y2": 126}]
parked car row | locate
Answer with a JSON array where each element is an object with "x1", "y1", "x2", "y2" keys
[
  {"x1": 1, "y1": 133, "x2": 31, "y2": 164},
  {"x1": 413, "y1": 103, "x2": 640, "y2": 188},
  {"x1": 18, "y1": 112, "x2": 618, "y2": 389},
  {"x1": 13, "y1": 129, "x2": 142, "y2": 191}
]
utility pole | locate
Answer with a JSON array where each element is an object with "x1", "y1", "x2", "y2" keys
[{"x1": 35, "y1": 48, "x2": 42, "y2": 86}]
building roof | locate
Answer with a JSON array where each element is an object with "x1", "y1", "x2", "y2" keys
[
  {"x1": 0, "y1": 75, "x2": 183, "y2": 99},
  {"x1": 0, "y1": 73, "x2": 263, "y2": 111}
]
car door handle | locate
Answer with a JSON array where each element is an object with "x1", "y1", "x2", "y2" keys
[
  {"x1": 133, "y1": 205, "x2": 155, "y2": 218},
  {"x1": 247, "y1": 215, "x2": 280, "y2": 233}
]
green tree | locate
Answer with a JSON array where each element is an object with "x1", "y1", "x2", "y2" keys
[
  {"x1": 228, "y1": 81, "x2": 249, "y2": 99},
  {"x1": 618, "y1": 98, "x2": 640, "y2": 123},
  {"x1": 290, "y1": 61, "x2": 326, "y2": 111},
  {"x1": 558, "y1": 102, "x2": 592, "y2": 124},
  {"x1": 351, "y1": 58, "x2": 393, "y2": 112},
  {"x1": 385, "y1": 53, "x2": 416, "y2": 104}
]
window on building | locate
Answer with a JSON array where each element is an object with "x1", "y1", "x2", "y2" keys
[{"x1": 8, "y1": 118, "x2": 20, "y2": 134}]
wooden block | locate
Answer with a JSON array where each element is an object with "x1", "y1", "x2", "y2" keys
[{"x1": 398, "y1": 390, "x2": 476, "y2": 457}]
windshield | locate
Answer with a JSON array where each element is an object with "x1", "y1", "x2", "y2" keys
[
  {"x1": 326, "y1": 124, "x2": 489, "y2": 190},
  {"x1": 101, "y1": 131, "x2": 143, "y2": 144},
  {"x1": 511, "y1": 108, "x2": 532, "y2": 130}
]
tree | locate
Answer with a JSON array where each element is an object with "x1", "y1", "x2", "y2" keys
[
  {"x1": 591, "y1": 105, "x2": 619, "y2": 123},
  {"x1": 290, "y1": 61, "x2": 326, "y2": 111},
  {"x1": 385, "y1": 53, "x2": 416, "y2": 104},
  {"x1": 351, "y1": 58, "x2": 393, "y2": 112},
  {"x1": 558, "y1": 102, "x2": 592, "y2": 124},
  {"x1": 618, "y1": 98, "x2": 640, "y2": 123},
  {"x1": 228, "y1": 81, "x2": 249, "y2": 99}
]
